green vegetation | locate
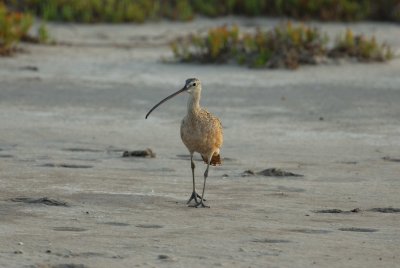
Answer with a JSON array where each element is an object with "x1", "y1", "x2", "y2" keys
[
  {"x1": 7, "y1": 0, "x2": 168, "y2": 23},
  {"x1": 171, "y1": 25, "x2": 241, "y2": 64},
  {"x1": 1, "y1": 3, "x2": 52, "y2": 56},
  {"x1": 240, "y1": 23, "x2": 328, "y2": 68},
  {"x1": 329, "y1": 29, "x2": 393, "y2": 62},
  {"x1": 1, "y1": 1, "x2": 396, "y2": 62},
  {"x1": 170, "y1": 24, "x2": 393, "y2": 69},
  {"x1": 37, "y1": 23, "x2": 50, "y2": 43},
  {"x1": 5, "y1": 0, "x2": 400, "y2": 23},
  {"x1": 0, "y1": 3, "x2": 33, "y2": 55}
]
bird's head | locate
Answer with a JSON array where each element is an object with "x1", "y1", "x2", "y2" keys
[
  {"x1": 184, "y1": 78, "x2": 201, "y2": 95},
  {"x1": 145, "y1": 78, "x2": 201, "y2": 119}
]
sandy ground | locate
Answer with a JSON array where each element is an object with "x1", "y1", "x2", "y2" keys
[{"x1": 0, "y1": 18, "x2": 399, "y2": 268}]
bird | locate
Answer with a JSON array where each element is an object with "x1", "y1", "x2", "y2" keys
[{"x1": 145, "y1": 78, "x2": 223, "y2": 208}]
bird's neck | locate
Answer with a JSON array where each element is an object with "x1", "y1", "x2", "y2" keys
[{"x1": 187, "y1": 91, "x2": 201, "y2": 115}]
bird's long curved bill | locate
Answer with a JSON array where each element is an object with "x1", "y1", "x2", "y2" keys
[{"x1": 145, "y1": 86, "x2": 187, "y2": 119}]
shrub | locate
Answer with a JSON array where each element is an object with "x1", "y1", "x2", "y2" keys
[
  {"x1": 329, "y1": 29, "x2": 393, "y2": 61},
  {"x1": 0, "y1": 3, "x2": 33, "y2": 55},
  {"x1": 239, "y1": 22, "x2": 328, "y2": 68},
  {"x1": 170, "y1": 23, "x2": 393, "y2": 69},
  {"x1": 171, "y1": 25, "x2": 240, "y2": 63}
]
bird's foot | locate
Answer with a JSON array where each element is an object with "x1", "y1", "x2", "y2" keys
[
  {"x1": 186, "y1": 191, "x2": 203, "y2": 204},
  {"x1": 189, "y1": 200, "x2": 210, "y2": 208}
]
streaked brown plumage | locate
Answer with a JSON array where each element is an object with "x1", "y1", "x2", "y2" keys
[
  {"x1": 145, "y1": 78, "x2": 223, "y2": 208},
  {"x1": 181, "y1": 104, "x2": 223, "y2": 166}
]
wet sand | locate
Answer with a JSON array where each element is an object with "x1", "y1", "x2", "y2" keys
[{"x1": 0, "y1": 18, "x2": 399, "y2": 267}]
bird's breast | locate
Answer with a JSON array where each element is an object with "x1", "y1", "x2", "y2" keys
[{"x1": 180, "y1": 112, "x2": 223, "y2": 155}]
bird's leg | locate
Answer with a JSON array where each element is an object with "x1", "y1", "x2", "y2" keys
[
  {"x1": 187, "y1": 153, "x2": 202, "y2": 204},
  {"x1": 193, "y1": 160, "x2": 211, "y2": 208}
]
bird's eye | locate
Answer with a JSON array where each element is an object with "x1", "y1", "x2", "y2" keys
[{"x1": 192, "y1": 83, "x2": 196, "y2": 86}]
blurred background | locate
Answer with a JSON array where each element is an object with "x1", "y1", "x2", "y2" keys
[
  {"x1": 2, "y1": 0, "x2": 400, "y2": 23},
  {"x1": 2, "y1": 0, "x2": 398, "y2": 65}
]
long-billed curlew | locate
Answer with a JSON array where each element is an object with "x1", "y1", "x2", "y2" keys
[{"x1": 145, "y1": 78, "x2": 223, "y2": 208}]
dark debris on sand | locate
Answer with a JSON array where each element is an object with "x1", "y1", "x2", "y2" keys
[
  {"x1": 40, "y1": 163, "x2": 93, "y2": 169},
  {"x1": 242, "y1": 168, "x2": 303, "y2": 177},
  {"x1": 10, "y1": 197, "x2": 69, "y2": 207},
  {"x1": 369, "y1": 207, "x2": 400, "y2": 213},
  {"x1": 314, "y1": 208, "x2": 361, "y2": 213},
  {"x1": 241, "y1": 170, "x2": 256, "y2": 177},
  {"x1": 258, "y1": 168, "x2": 303, "y2": 177},
  {"x1": 315, "y1": 207, "x2": 400, "y2": 214},
  {"x1": 251, "y1": 238, "x2": 291, "y2": 243},
  {"x1": 123, "y1": 148, "x2": 155, "y2": 158},
  {"x1": 382, "y1": 156, "x2": 400, "y2": 162},
  {"x1": 339, "y1": 227, "x2": 378, "y2": 232},
  {"x1": 30, "y1": 264, "x2": 88, "y2": 268}
]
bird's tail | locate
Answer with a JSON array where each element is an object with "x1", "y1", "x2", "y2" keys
[{"x1": 202, "y1": 153, "x2": 222, "y2": 166}]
